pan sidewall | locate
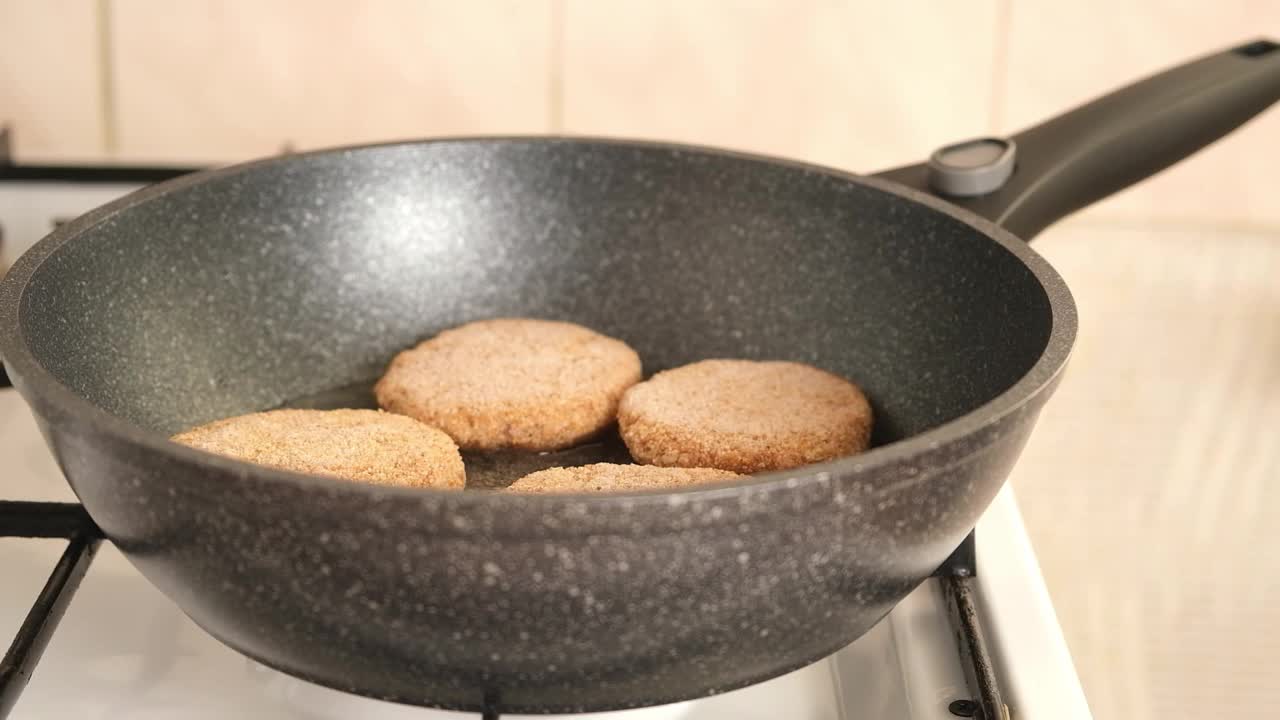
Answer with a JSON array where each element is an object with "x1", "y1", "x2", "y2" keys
[{"x1": 32, "y1": 384, "x2": 1055, "y2": 711}]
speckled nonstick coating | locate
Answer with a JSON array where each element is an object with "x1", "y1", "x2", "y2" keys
[{"x1": 0, "y1": 139, "x2": 1073, "y2": 712}]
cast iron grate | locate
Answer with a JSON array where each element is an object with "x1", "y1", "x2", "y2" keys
[{"x1": 0, "y1": 502, "x2": 102, "y2": 720}]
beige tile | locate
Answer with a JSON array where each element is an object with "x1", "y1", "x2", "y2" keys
[
  {"x1": 1001, "y1": 1, "x2": 1280, "y2": 227},
  {"x1": 0, "y1": 0, "x2": 105, "y2": 161},
  {"x1": 562, "y1": 0, "x2": 1001, "y2": 174},
  {"x1": 110, "y1": 0, "x2": 552, "y2": 164}
]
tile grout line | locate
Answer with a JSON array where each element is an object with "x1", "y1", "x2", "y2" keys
[
  {"x1": 94, "y1": 0, "x2": 118, "y2": 156},
  {"x1": 988, "y1": 0, "x2": 1014, "y2": 134},
  {"x1": 548, "y1": 0, "x2": 565, "y2": 134}
]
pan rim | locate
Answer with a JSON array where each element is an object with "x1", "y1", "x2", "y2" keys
[{"x1": 0, "y1": 134, "x2": 1077, "y2": 507}]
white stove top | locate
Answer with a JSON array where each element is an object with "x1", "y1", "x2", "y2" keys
[{"x1": 0, "y1": 392, "x2": 1090, "y2": 720}]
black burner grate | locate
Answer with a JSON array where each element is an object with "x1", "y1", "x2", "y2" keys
[
  {"x1": 0, "y1": 505, "x2": 1003, "y2": 720},
  {"x1": 0, "y1": 502, "x2": 102, "y2": 720},
  {"x1": 936, "y1": 533, "x2": 1008, "y2": 720}
]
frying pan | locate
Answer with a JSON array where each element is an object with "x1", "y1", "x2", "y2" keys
[{"x1": 2, "y1": 39, "x2": 1278, "y2": 714}]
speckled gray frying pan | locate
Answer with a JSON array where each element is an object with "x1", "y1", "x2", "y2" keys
[{"x1": 2, "y1": 40, "x2": 1278, "y2": 713}]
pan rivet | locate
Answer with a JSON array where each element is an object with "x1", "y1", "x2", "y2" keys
[
  {"x1": 948, "y1": 699, "x2": 979, "y2": 717},
  {"x1": 928, "y1": 137, "x2": 1016, "y2": 197}
]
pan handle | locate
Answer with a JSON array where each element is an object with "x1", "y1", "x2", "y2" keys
[{"x1": 872, "y1": 38, "x2": 1280, "y2": 240}]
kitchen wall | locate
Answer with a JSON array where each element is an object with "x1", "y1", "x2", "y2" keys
[
  {"x1": 4, "y1": 0, "x2": 1278, "y2": 228},
  {"x1": 3, "y1": 2, "x2": 1279, "y2": 719}
]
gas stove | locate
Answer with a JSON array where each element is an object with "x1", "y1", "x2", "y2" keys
[{"x1": 0, "y1": 155, "x2": 1091, "y2": 720}]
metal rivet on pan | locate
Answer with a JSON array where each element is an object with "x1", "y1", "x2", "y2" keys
[
  {"x1": 948, "y1": 698, "x2": 979, "y2": 717},
  {"x1": 927, "y1": 137, "x2": 1017, "y2": 197}
]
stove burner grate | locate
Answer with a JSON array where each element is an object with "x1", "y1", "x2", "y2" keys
[{"x1": 0, "y1": 502, "x2": 102, "y2": 720}]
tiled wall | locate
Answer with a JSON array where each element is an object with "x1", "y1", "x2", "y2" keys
[{"x1": 3, "y1": 0, "x2": 1278, "y2": 225}]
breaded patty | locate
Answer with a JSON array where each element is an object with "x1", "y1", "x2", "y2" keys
[
  {"x1": 618, "y1": 359, "x2": 872, "y2": 474},
  {"x1": 506, "y1": 463, "x2": 740, "y2": 494},
  {"x1": 374, "y1": 318, "x2": 642, "y2": 451},
  {"x1": 171, "y1": 408, "x2": 465, "y2": 489}
]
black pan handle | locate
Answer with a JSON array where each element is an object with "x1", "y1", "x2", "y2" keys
[{"x1": 873, "y1": 38, "x2": 1280, "y2": 240}]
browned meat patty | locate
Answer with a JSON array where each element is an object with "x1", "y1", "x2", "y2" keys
[
  {"x1": 171, "y1": 408, "x2": 465, "y2": 489},
  {"x1": 618, "y1": 359, "x2": 872, "y2": 473},
  {"x1": 506, "y1": 463, "x2": 740, "y2": 494},
  {"x1": 374, "y1": 318, "x2": 642, "y2": 451}
]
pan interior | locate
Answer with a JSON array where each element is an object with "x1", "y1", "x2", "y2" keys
[{"x1": 16, "y1": 140, "x2": 1053, "y2": 480}]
